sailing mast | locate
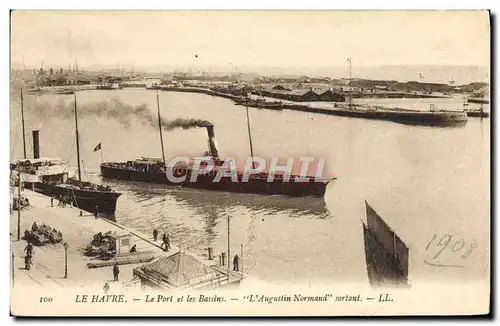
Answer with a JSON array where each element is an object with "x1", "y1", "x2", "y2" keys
[
  {"x1": 157, "y1": 90, "x2": 166, "y2": 165},
  {"x1": 227, "y1": 214, "x2": 231, "y2": 272},
  {"x1": 73, "y1": 93, "x2": 82, "y2": 182},
  {"x1": 347, "y1": 58, "x2": 352, "y2": 109},
  {"x1": 245, "y1": 105, "x2": 256, "y2": 170},
  {"x1": 20, "y1": 88, "x2": 27, "y2": 159}
]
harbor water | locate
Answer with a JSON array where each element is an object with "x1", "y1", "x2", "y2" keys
[{"x1": 10, "y1": 89, "x2": 490, "y2": 285}]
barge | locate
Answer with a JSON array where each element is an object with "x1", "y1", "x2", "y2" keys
[{"x1": 283, "y1": 103, "x2": 468, "y2": 127}]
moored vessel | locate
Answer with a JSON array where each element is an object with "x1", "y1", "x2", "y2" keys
[
  {"x1": 233, "y1": 97, "x2": 284, "y2": 111},
  {"x1": 11, "y1": 90, "x2": 122, "y2": 217}
]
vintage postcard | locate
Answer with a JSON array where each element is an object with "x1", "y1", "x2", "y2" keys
[{"x1": 9, "y1": 10, "x2": 490, "y2": 316}]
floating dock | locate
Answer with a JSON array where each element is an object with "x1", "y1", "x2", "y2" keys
[{"x1": 284, "y1": 103, "x2": 468, "y2": 127}]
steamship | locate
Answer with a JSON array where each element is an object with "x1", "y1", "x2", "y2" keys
[
  {"x1": 12, "y1": 91, "x2": 121, "y2": 217},
  {"x1": 13, "y1": 157, "x2": 121, "y2": 216},
  {"x1": 100, "y1": 92, "x2": 333, "y2": 197}
]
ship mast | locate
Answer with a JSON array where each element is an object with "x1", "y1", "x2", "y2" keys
[
  {"x1": 20, "y1": 88, "x2": 27, "y2": 159},
  {"x1": 245, "y1": 105, "x2": 256, "y2": 170},
  {"x1": 73, "y1": 93, "x2": 82, "y2": 182},
  {"x1": 347, "y1": 57, "x2": 352, "y2": 110},
  {"x1": 227, "y1": 214, "x2": 231, "y2": 272},
  {"x1": 156, "y1": 90, "x2": 166, "y2": 165}
]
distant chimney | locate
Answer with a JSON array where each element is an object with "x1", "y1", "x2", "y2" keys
[
  {"x1": 32, "y1": 130, "x2": 40, "y2": 159},
  {"x1": 206, "y1": 125, "x2": 219, "y2": 158}
]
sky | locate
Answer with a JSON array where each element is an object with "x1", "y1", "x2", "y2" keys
[{"x1": 11, "y1": 11, "x2": 490, "y2": 71}]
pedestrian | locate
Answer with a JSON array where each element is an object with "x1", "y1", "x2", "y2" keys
[
  {"x1": 165, "y1": 234, "x2": 171, "y2": 250},
  {"x1": 153, "y1": 229, "x2": 158, "y2": 242},
  {"x1": 161, "y1": 239, "x2": 168, "y2": 251},
  {"x1": 233, "y1": 254, "x2": 239, "y2": 272},
  {"x1": 103, "y1": 282, "x2": 110, "y2": 293},
  {"x1": 24, "y1": 241, "x2": 34, "y2": 258},
  {"x1": 113, "y1": 262, "x2": 119, "y2": 281},
  {"x1": 94, "y1": 205, "x2": 99, "y2": 219},
  {"x1": 129, "y1": 244, "x2": 137, "y2": 253},
  {"x1": 50, "y1": 196, "x2": 54, "y2": 207},
  {"x1": 25, "y1": 254, "x2": 32, "y2": 270},
  {"x1": 162, "y1": 232, "x2": 166, "y2": 243}
]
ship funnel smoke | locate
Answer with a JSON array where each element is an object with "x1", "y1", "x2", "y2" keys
[
  {"x1": 206, "y1": 125, "x2": 219, "y2": 158},
  {"x1": 161, "y1": 118, "x2": 213, "y2": 131},
  {"x1": 26, "y1": 98, "x2": 214, "y2": 133}
]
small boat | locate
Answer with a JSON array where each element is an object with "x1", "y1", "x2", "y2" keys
[
  {"x1": 465, "y1": 109, "x2": 489, "y2": 118},
  {"x1": 233, "y1": 97, "x2": 284, "y2": 111},
  {"x1": 463, "y1": 97, "x2": 489, "y2": 118}
]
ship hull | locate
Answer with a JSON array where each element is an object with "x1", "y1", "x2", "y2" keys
[
  {"x1": 285, "y1": 105, "x2": 468, "y2": 127},
  {"x1": 465, "y1": 110, "x2": 489, "y2": 118},
  {"x1": 31, "y1": 182, "x2": 121, "y2": 217},
  {"x1": 100, "y1": 164, "x2": 328, "y2": 197}
]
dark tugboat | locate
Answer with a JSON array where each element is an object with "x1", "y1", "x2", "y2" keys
[
  {"x1": 12, "y1": 90, "x2": 122, "y2": 217},
  {"x1": 233, "y1": 96, "x2": 284, "y2": 111},
  {"x1": 463, "y1": 97, "x2": 489, "y2": 118},
  {"x1": 101, "y1": 91, "x2": 333, "y2": 197}
]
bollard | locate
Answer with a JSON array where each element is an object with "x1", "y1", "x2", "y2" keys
[
  {"x1": 207, "y1": 247, "x2": 213, "y2": 260},
  {"x1": 221, "y1": 252, "x2": 226, "y2": 266}
]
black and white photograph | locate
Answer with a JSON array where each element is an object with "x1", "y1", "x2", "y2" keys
[{"x1": 8, "y1": 10, "x2": 490, "y2": 316}]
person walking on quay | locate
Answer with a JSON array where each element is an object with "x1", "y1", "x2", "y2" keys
[
  {"x1": 24, "y1": 241, "x2": 34, "y2": 258},
  {"x1": 233, "y1": 254, "x2": 239, "y2": 272},
  {"x1": 50, "y1": 196, "x2": 54, "y2": 207},
  {"x1": 153, "y1": 229, "x2": 158, "y2": 242},
  {"x1": 165, "y1": 234, "x2": 171, "y2": 251},
  {"x1": 94, "y1": 205, "x2": 99, "y2": 219},
  {"x1": 24, "y1": 241, "x2": 34, "y2": 270},
  {"x1": 103, "y1": 282, "x2": 110, "y2": 293},
  {"x1": 113, "y1": 262, "x2": 119, "y2": 281},
  {"x1": 24, "y1": 254, "x2": 33, "y2": 270},
  {"x1": 161, "y1": 234, "x2": 170, "y2": 251}
]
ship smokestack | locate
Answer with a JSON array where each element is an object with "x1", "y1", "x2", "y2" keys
[
  {"x1": 206, "y1": 125, "x2": 219, "y2": 158},
  {"x1": 32, "y1": 130, "x2": 40, "y2": 159}
]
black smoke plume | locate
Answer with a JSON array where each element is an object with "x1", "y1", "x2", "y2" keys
[{"x1": 26, "y1": 98, "x2": 213, "y2": 130}]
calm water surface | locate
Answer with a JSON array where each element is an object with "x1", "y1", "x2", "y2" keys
[{"x1": 10, "y1": 89, "x2": 490, "y2": 285}]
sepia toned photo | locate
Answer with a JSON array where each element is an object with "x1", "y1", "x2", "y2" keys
[{"x1": 9, "y1": 10, "x2": 490, "y2": 316}]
